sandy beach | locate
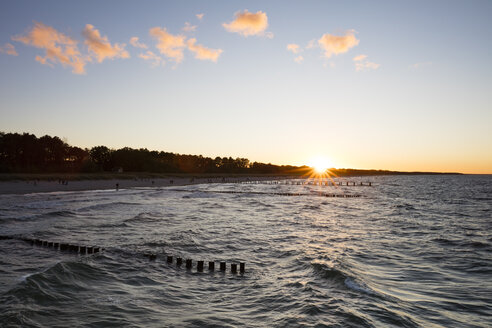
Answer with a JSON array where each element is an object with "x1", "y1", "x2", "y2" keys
[{"x1": 0, "y1": 176, "x2": 285, "y2": 195}]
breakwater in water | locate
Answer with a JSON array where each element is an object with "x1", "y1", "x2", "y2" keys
[{"x1": 0, "y1": 175, "x2": 491, "y2": 327}]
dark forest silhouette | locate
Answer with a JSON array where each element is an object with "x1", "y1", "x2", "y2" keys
[
  {"x1": 0, "y1": 132, "x2": 460, "y2": 176},
  {"x1": 0, "y1": 132, "x2": 304, "y2": 174}
]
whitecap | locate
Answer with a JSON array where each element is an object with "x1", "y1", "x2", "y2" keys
[{"x1": 344, "y1": 277, "x2": 374, "y2": 295}]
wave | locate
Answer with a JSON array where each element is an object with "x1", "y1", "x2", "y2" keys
[
  {"x1": 39, "y1": 210, "x2": 76, "y2": 218},
  {"x1": 344, "y1": 277, "x2": 375, "y2": 295},
  {"x1": 123, "y1": 212, "x2": 162, "y2": 224},
  {"x1": 311, "y1": 262, "x2": 376, "y2": 296}
]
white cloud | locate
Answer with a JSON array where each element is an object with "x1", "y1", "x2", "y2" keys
[
  {"x1": 318, "y1": 30, "x2": 359, "y2": 58},
  {"x1": 149, "y1": 27, "x2": 186, "y2": 63},
  {"x1": 294, "y1": 55, "x2": 304, "y2": 63},
  {"x1": 187, "y1": 38, "x2": 222, "y2": 62},
  {"x1": 287, "y1": 43, "x2": 301, "y2": 54},
  {"x1": 12, "y1": 22, "x2": 86, "y2": 74},
  {"x1": 82, "y1": 24, "x2": 129, "y2": 63},
  {"x1": 0, "y1": 43, "x2": 18, "y2": 56},
  {"x1": 130, "y1": 36, "x2": 147, "y2": 49},
  {"x1": 223, "y1": 10, "x2": 271, "y2": 37}
]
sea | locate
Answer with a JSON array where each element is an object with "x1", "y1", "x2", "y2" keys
[{"x1": 0, "y1": 175, "x2": 491, "y2": 327}]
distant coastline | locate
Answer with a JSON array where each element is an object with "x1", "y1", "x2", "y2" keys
[{"x1": 1, "y1": 132, "x2": 464, "y2": 183}]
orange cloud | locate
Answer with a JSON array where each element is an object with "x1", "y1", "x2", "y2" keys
[
  {"x1": 186, "y1": 38, "x2": 222, "y2": 62},
  {"x1": 318, "y1": 31, "x2": 359, "y2": 58},
  {"x1": 83, "y1": 24, "x2": 129, "y2": 63},
  {"x1": 223, "y1": 10, "x2": 271, "y2": 37},
  {"x1": 149, "y1": 27, "x2": 186, "y2": 63},
  {"x1": 0, "y1": 43, "x2": 18, "y2": 56},
  {"x1": 138, "y1": 50, "x2": 164, "y2": 67},
  {"x1": 12, "y1": 22, "x2": 86, "y2": 74},
  {"x1": 353, "y1": 55, "x2": 380, "y2": 71},
  {"x1": 294, "y1": 55, "x2": 304, "y2": 63},
  {"x1": 182, "y1": 22, "x2": 197, "y2": 33},
  {"x1": 353, "y1": 54, "x2": 367, "y2": 62},
  {"x1": 130, "y1": 37, "x2": 147, "y2": 49},
  {"x1": 287, "y1": 43, "x2": 300, "y2": 54},
  {"x1": 196, "y1": 13, "x2": 204, "y2": 20}
]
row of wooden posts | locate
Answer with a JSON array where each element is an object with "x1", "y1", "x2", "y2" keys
[
  {"x1": 8, "y1": 236, "x2": 245, "y2": 274},
  {"x1": 23, "y1": 237, "x2": 101, "y2": 254},
  {"x1": 172, "y1": 189, "x2": 361, "y2": 198},
  {"x1": 242, "y1": 180, "x2": 372, "y2": 186},
  {"x1": 144, "y1": 253, "x2": 245, "y2": 273}
]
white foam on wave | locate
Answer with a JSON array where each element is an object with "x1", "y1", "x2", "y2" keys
[
  {"x1": 17, "y1": 260, "x2": 63, "y2": 282},
  {"x1": 344, "y1": 277, "x2": 374, "y2": 295},
  {"x1": 18, "y1": 272, "x2": 34, "y2": 282}
]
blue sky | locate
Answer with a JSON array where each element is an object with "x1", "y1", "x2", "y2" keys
[{"x1": 0, "y1": 0, "x2": 491, "y2": 173}]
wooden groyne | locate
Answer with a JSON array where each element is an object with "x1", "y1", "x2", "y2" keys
[
  {"x1": 241, "y1": 180, "x2": 372, "y2": 187},
  {"x1": 170, "y1": 189, "x2": 362, "y2": 198},
  {"x1": 1, "y1": 235, "x2": 245, "y2": 274}
]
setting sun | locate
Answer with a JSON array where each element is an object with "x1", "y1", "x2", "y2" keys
[{"x1": 308, "y1": 157, "x2": 334, "y2": 174}]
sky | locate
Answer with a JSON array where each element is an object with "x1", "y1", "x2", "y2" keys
[{"x1": 0, "y1": 0, "x2": 491, "y2": 174}]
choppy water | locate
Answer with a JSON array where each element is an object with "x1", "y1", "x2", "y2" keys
[{"x1": 0, "y1": 175, "x2": 491, "y2": 327}]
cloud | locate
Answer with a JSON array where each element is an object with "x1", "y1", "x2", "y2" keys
[
  {"x1": 130, "y1": 36, "x2": 147, "y2": 49},
  {"x1": 196, "y1": 13, "x2": 204, "y2": 20},
  {"x1": 0, "y1": 43, "x2": 18, "y2": 56},
  {"x1": 287, "y1": 43, "x2": 300, "y2": 54},
  {"x1": 83, "y1": 24, "x2": 129, "y2": 63},
  {"x1": 306, "y1": 39, "x2": 316, "y2": 49},
  {"x1": 294, "y1": 55, "x2": 304, "y2": 63},
  {"x1": 353, "y1": 54, "x2": 367, "y2": 62},
  {"x1": 149, "y1": 27, "x2": 186, "y2": 63},
  {"x1": 182, "y1": 22, "x2": 197, "y2": 33},
  {"x1": 12, "y1": 22, "x2": 86, "y2": 74},
  {"x1": 187, "y1": 38, "x2": 222, "y2": 62},
  {"x1": 223, "y1": 10, "x2": 271, "y2": 37},
  {"x1": 318, "y1": 30, "x2": 359, "y2": 58},
  {"x1": 412, "y1": 61, "x2": 432, "y2": 69},
  {"x1": 353, "y1": 55, "x2": 379, "y2": 71},
  {"x1": 138, "y1": 50, "x2": 164, "y2": 67}
]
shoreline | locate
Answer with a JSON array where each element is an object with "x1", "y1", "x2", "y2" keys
[{"x1": 0, "y1": 176, "x2": 286, "y2": 195}]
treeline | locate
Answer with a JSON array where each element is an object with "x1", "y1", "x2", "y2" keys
[{"x1": 0, "y1": 132, "x2": 305, "y2": 174}]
